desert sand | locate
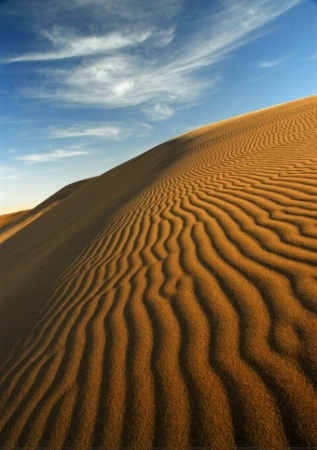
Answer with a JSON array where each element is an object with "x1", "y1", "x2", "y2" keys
[
  {"x1": 0, "y1": 178, "x2": 94, "y2": 244},
  {"x1": 0, "y1": 95, "x2": 316, "y2": 449},
  {"x1": 0, "y1": 210, "x2": 30, "y2": 230}
]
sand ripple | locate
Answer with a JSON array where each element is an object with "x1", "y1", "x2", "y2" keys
[{"x1": 0, "y1": 96, "x2": 317, "y2": 449}]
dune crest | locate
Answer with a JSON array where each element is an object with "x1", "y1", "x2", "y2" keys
[{"x1": 0, "y1": 96, "x2": 317, "y2": 449}]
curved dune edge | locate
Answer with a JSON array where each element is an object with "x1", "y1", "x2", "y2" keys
[
  {"x1": 0, "y1": 210, "x2": 30, "y2": 230},
  {"x1": 0, "y1": 96, "x2": 317, "y2": 449},
  {"x1": 0, "y1": 177, "x2": 95, "y2": 244}
]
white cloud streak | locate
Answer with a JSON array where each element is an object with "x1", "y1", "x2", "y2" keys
[
  {"x1": 257, "y1": 58, "x2": 286, "y2": 68},
  {"x1": 49, "y1": 124, "x2": 122, "y2": 139},
  {"x1": 143, "y1": 103, "x2": 175, "y2": 120},
  {"x1": 2, "y1": 0, "x2": 301, "y2": 120},
  {"x1": 47, "y1": 122, "x2": 152, "y2": 139},
  {"x1": 15, "y1": 149, "x2": 90, "y2": 163},
  {"x1": 6, "y1": 29, "x2": 153, "y2": 62}
]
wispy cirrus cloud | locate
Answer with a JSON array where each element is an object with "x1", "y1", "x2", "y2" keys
[
  {"x1": 142, "y1": 103, "x2": 175, "y2": 121},
  {"x1": 257, "y1": 57, "x2": 287, "y2": 68},
  {"x1": 48, "y1": 124, "x2": 123, "y2": 139},
  {"x1": 47, "y1": 122, "x2": 152, "y2": 139},
  {"x1": 2, "y1": 0, "x2": 301, "y2": 120},
  {"x1": 15, "y1": 149, "x2": 90, "y2": 163},
  {"x1": 5, "y1": 29, "x2": 153, "y2": 62}
]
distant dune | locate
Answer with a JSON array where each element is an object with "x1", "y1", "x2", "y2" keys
[
  {"x1": 0, "y1": 177, "x2": 95, "y2": 244},
  {"x1": 0, "y1": 96, "x2": 316, "y2": 449},
  {"x1": 0, "y1": 210, "x2": 30, "y2": 230}
]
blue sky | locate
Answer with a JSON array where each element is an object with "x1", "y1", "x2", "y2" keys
[{"x1": 1, "y1": 0, "x2": 316, "y2": 213}]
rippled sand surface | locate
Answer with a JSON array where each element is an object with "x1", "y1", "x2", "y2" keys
[{"x1": 0, "y1": 96, "x2": 316, "y2": 449}]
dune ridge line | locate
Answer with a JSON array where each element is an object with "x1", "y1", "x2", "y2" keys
[{"x1": 0, "y1": 95, "x2": 317, "y2": 449}]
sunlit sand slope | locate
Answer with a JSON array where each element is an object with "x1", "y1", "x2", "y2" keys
[
  {"x1": 0, "y1": 96, "x2": 316, "y2": 449},
  {"x1": 0, "y1": 177, "x2": 95, "y2": 244},
  {"x1": 0, "y1": 210, "x2": 30, "y2": 230}
]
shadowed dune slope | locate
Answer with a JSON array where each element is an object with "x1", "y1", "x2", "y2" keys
[
  {"x1": 0, "y1": 177, "x2": 95, "y2": 244},
  {"x1": 0, "y1": 95, "x2": 317, "y2": 449},
  {"x1": 0, "y1": 210, "x2": 30, "y2": 230}
]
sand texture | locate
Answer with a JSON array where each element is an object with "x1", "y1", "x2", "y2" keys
[{"x1": 0, "y1": 96, "x2": 317, "y2": 449}]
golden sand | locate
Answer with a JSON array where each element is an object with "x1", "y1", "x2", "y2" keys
[
  {"x1": 0, "y1": 96, "x2": 316, "y2": 449},
  {"x1": 0, "y1": 178, "x2": 94, "y2": 244},
  {"x1": 0, "y1": 210, "x2": 30, "y2": 230}
]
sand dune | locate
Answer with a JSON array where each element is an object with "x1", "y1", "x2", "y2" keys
[
  {"x1": 0, "y1": 177, "x2": 95, "y2": 244},
  {"x1": 0, "y1": 95, "x2": 316, "y2": 449},
  {"x1": 0, "y1": 210, "x2": 30, "y2": 230}
]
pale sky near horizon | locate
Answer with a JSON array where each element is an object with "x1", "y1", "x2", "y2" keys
[{"x1": 1, "y1": 0, "x2": 316, "y2": 213}]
